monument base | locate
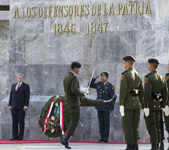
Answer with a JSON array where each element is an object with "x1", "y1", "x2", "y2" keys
[{"x1": 1, "y1": 96, "x2": 148, "y2": 142}]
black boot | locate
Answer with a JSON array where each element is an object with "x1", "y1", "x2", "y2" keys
[
  {"x1": 104, "y1": 95, "x2": 117, "y2": 109},
  {"x1": 125, "y1": 144, "x2": 134, "y2": 150},
  {"x1": 61, "y1": 134, "x2": 71, "y2": 149},
  {"x1": 133, "y1": 145, "x2": 138, "y2": 150},
  {"x1": 151, "y1": 144, "x2": 157, "y2": 150}
]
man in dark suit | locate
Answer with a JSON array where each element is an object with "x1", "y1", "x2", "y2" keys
[{"x1": 8, "y1": 73, "x2": 30, "y2": 140}]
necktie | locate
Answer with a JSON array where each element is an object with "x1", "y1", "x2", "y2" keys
[{"x1": 16, "y1": 84, "x2": 20, "y2": 92}]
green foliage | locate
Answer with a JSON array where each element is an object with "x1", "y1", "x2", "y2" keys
[{"x1": 39, "y1": 96, "x2": 71, "y2": 138}]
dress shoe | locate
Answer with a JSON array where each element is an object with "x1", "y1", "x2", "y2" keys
[
  {"x1": 61, "y1": 139, "x2": 71, "y2": 149},
  {"x1": 103, "y1": 139, "x2": 108, "y2": 143},
  {"x1": 10, "y1": 138, "x2": 18, "y2": 140},
  {"x1": 133, "y1": 145, "x2": 138, "y2": 150},
  {"x1": 17, "y1": 138, "x2": 23, "y2": 140},
  {"x1": 125, "y1": 144, "x2": 134, "y2": 150}
]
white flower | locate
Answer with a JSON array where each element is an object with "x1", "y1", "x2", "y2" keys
[
  {"x1": 55, "y1": 103, "x2": 58, "y2": 107},
  {"x1": 55, "y1": 95, "x2": 59, "y2": 99},
  {"x1": 51, "y1": 116, "x2": 55, "y2": 121},
  {"x1": 51, "y1": 129, "x2": 55, "y2": 133}
]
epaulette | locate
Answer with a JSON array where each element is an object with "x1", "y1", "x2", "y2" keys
[
  {"x1": 145, "y1": 72, "x2": 151, "y2": 77},
  {"x1": 121, "y1": 70, "x2": 128, "y2": 74},
  {"x1": 111, "y1": 84, "x2": 115, "y2": 90}
]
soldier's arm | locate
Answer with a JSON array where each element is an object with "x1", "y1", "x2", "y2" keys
[
  {"x1": 89, "y1": 79, "x2": 98, "y2": 89},
  {"x1": 119, "y1": 74, "x2": 128, "y2": 106},
  {"x1": 144, "y1": 77, "x2": 152, "y2": 108},
  {"x1": 109, "y1": 84, "x2": 115, "y2": 110},
  {"x1": 167, "y1": 79, "x2": 169, "y2": 105},
  {"x1": 109, "y1": 84, "x2": 115, "y2": 98},
  {"x1": 138, "y1": 78, "x2": 144, "y2": 108},
  {"x1": 71, "y1": 77, "x2": 84, "y2": 97},
  {"x1": 161, "y1": 81, "x2": 168, "y2": 108}
]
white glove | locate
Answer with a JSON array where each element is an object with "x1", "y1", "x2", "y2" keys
[
  {"x1": 144, "y1": 108, "x2": 150, "y2": 117},
  {"x1": 120, "y1": 106, "x2": 125, "y2": 117},
  {"x1": 162, "y1": 106, "x2": 169, "y2": 116},
  {"x1": 80, "y1": 86, "x2": 88, "y2": 93}
]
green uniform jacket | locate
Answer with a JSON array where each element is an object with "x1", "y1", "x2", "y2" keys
[
  {"x1": 119, "y1": 68, "x2": 144, "y2": 110},
  {"x1": 144, "y1": 71, "x2": 168, "y2": 110},
  {"x1": 165, "y1": 73, "x2": 169, "y2": 105},
  {"x1": 63, "y1": 72, "x2": 84, "y2": 107}
]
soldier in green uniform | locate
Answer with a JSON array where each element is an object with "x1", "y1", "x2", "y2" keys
[
  {"x1": 119, "y1": 56, "x2": 144, "y2": 150},
  {"x1": 61, "y1": 62, "x2": 116, "y2": 149},
  {"x1": 90, "y1": 72, "x2": 115, "y2": 142},
  {"x1": 144, "y1": 58, "x2": 168, "y2": 150},
  {"x1": 164, "y1": 64, "x2": 169, "y2": 150}
]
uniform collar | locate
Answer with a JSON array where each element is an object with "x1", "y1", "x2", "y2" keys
[
  {"x1": 103, "y1": 81, "x2": 108, "y2": 85},
  {"x1": 150, "y1": 70, "x2": 157, "y2": 74},
  {"x1": 71, "y1": 71, "x2": 77, "y2": 76}
]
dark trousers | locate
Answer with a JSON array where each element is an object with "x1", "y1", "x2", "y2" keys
[
  {"x1": 144, "y1": 110, "x2": 161, "y2": 144},
  {"x1": 11, "y1": 108, "x2": 25, "y2": 139},
  {"x1": 67, "y1": 98, "x2": 104, "y2": 136},
  {"x1": 164, "y1": 113, "x2": 169, "y2": 142},
  {"x1": 97, "y1": 110, "x2": 110, "y2": 140},
  {"x1": 122, "y1": 109, "x2": 140, "y2": 145}
]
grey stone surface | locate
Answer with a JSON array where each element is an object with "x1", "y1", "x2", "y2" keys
[
  {"x1": 1, "y1": 96, "x2": 148, "y2": 142},
  {"x1": 0, "y1": 0, "x2": 169, "y2": 143},
  {"x1": 0, "y1": 143, "x2": 154, "y2": 150},
  {"x1": 0, "y1": 12, "x2": 9, "y2": 20},
  {"x1": 0, "y1": 0, "x2": 9, "y2": 5}
]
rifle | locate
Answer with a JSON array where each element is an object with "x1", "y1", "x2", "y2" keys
[{"x1": 160, "y1": 110, "x2": 165, "y2": 150}]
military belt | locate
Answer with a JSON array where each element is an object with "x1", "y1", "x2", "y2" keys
[
  {"x1": 129, "y1": 89, "x2": 140, "y2": 96},
  {"x1": 152, "y1": 93, "x2": 162, "y2": 101}
]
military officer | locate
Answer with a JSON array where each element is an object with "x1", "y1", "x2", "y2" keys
[
  {"x1": 164, "y1": 64, "x2": 169, "y2": 150},
  {"x1": 61, "y1": 62, "x2": 116, "y2": 149},
  {"x1": 90, "y1": 72, "x2": 115, "y2": 142},
  {"x1": 144, "y1": 58, "x2": 168, "y2": 150},
  {"x1": 119, "y1": 55, "x2": 144, "y2": 150}
]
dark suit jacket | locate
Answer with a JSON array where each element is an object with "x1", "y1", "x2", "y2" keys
[{"x1": 9, "y1": 82, "x2": 30, "y2": 109}]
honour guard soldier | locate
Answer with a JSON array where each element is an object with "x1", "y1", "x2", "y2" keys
[
  {"x1": 144, "y1": 58, "x2": 169, "y2": 150},
  {"x1": 119, "y1": 56, "x2": 144, "y2": 150},
  {"x1": 90, "y1": 72, "x2": 115, "y2": 142},
  {"x1": 164, "y1": 63, "x2": 169, "y2": 150},
  {"x1": 61, "y1": 62, "x2": 117, "y2": 149}
]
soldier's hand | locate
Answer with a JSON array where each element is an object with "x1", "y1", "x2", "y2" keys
[
  {"x1": 80, "y1": 86, "x2": 88, "y2": 93},
  {"x1": 120, "y1": 106, "x2": 125, "y2": 117},
  {"x1": 93, "y1": 75, "x2": 99, "y2": 80},
  {"x1": 144, "y1": 108, "x2": 149, "y2": 117},
  {"x1": 84, "y1": 90, "x2": 89, "y2": 97},
  {"x1": 162, "y1": 106, "x2": 169, "y2": 116}
]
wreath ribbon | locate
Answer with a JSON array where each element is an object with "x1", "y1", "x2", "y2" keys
[
  {"x1": 43, "y1": 98, "x2": 54, "y2": 134},
  {"x1": 60, "y1": 99, "x2": 66, "y2": 135}
]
